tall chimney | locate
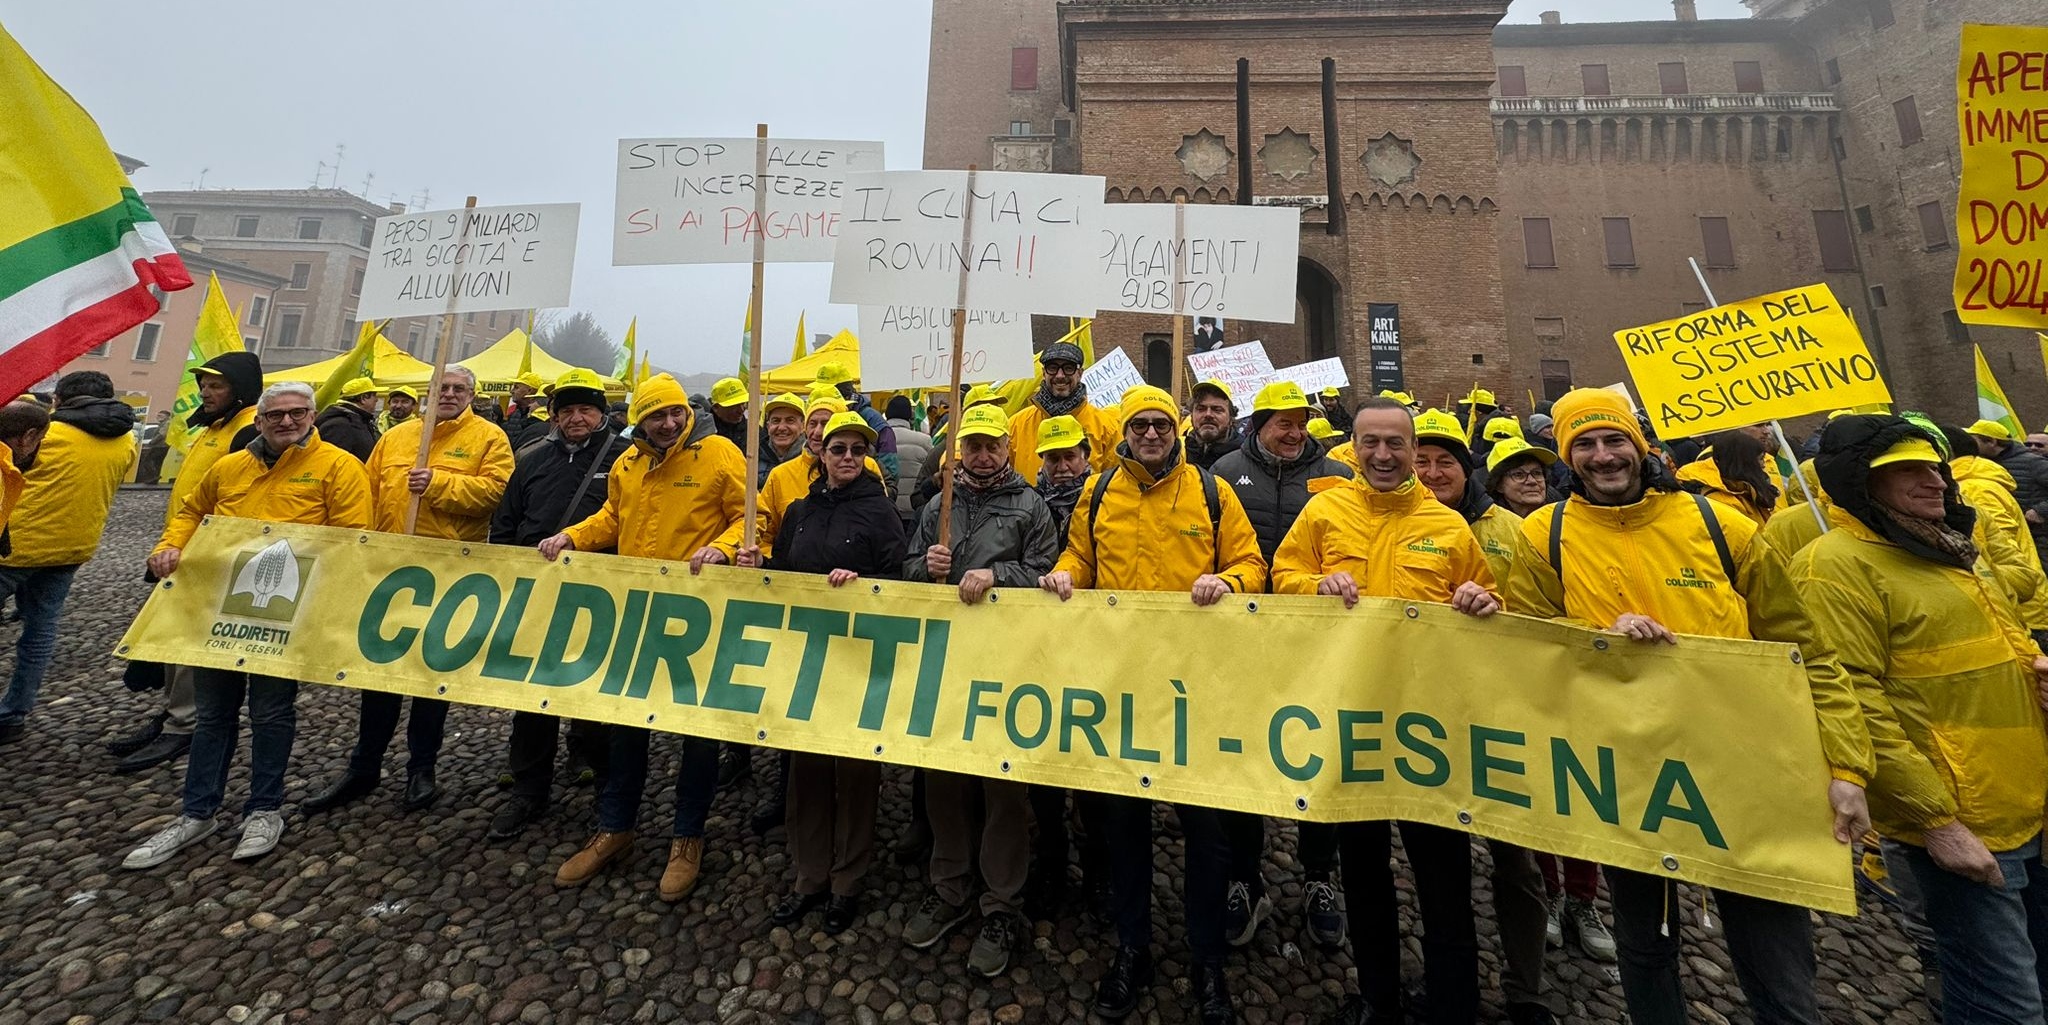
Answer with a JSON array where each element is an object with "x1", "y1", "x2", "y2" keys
[
  {"x1": 1539, "y1": 10, "x2": 1561, "y2": 25},
  {"x1": 1673, "y1": 0, "x2": 1698, "y2": 21}
]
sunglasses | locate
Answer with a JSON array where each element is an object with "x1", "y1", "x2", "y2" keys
[
  {"x1": 1127, "y1": 419, "x2": 1177, "y2": 436},
  {"x1": 826, "y1": 443, "x2": 869, "y2": 458},
  {"x1": 258, "y1": 408, "x2": 312, "y2": 424}
]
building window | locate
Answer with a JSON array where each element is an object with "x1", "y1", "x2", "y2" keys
[
  {"x1": 350, "y1": 267, "x2": 365, "y2": 296},
  {"x1": 276, "y1": 311, "x2": 303, "y2": 348},
  {"x1": 234, "y1": 215, "x2": 259, "y2": 238},
  {"x1": 1894, "y1": 95, "x2": 1923, "y2": 146},
  {"x1": 1602, "y1": 217, "x2": 1636, "y2": 268},
  {"x1": 1854, "y1": 205, "x2": 1876, "y2": 232},
  {"x1": 1917, "y1": 201, "x2": 1949, "y2": 250},
  {"x1": 1869, "y1": 285, "x2": 1888, "y2": 308},
  {"x1": 1534, "y1": 317, "x2": 1566, "y2": 345},
  {"x1": 1540, "y1": 359, "x2": 1574, "y2": 401},
  {"x1": 288, "y1": 263, "x2": 311, "y2": 290},
  {"x1": 133, "y1": 323, "x2": 162, "y2": 362},
  {"x1": 1581, "y1": 64, "x2": 1610, "y2": 96},
  {"x1": 297, "y1": 218, "x2": 323, "y2": 240},
  {"x1": 83, "y1": 341, "x2": 110, "y2": 358},
  {"x1": 465, "y1": 311, "x2": 477, "y2": 324},
  {"x1": 247, "y1": 295, "x2": 268, "y2": 326},
  {"x1": 1522, "y1": 218, "x2": 1556, "y2": 268},
  {"x1": 407, "y1": 324, "x2": 424, "y2": 351},
  {"x1": 1659, "y1": 62, "x2": 1689, "y2": 96},
  {"x1": 1943, "y1": 310, "x2": 1970, "y2": 344},
  {"x1": 1700, "y1": 217, "x2": 1736, "y2": 268},
  {"x1": 1011, "y1": 47, "x2": 1038, "y2": 92},
  {"x1": 1814, "y1": 210, "x2": 1857, "y2": 271},
  {"x1": 243, "y1": 335, "x2": 259, "y2": 349},
  {"x1": 1498, "y1": 65, "x2": 1527, "y2": 97},
  {"x1": 1009, "y1": 120, "x2": 1032, "y2": 136},
  {"x1": 359, "y1": 220, "x2": 374, "y2": 247},
  {"x1": 341, "y1": 319, "x2": 357, "y2": 343},
  {"x1": 170, "y1": 213, "x2": 196, "y2": 237},
  {"x1": 1824, "y1": 58, "x2": 1842, "y2": 86},
  {"x1": 1870, "y1": 0, "x2": 1894, "y2": 30},
  {"x1": 1734, "y1": 61, "x2": 1764, "y2": 93}
]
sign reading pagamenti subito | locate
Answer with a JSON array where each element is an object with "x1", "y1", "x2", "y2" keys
[
  {"x1": 1614, "y1": 282, "x2": 1890, "y2": 439},
  {"x1": 124, "y1": 518, "x2": 1854, "y2": 913}
]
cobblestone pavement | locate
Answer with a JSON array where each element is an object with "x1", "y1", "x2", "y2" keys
[{"x1": 0, "y1": 492, "x2": 1936, "y2": 1024}]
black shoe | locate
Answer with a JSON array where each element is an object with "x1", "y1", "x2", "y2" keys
[
  {"x1": 114, "y1": 732, "x2": 190, "y2": 774},
  {"x1": 749, "y1": 796, "x2": 785, "y2": 836},
  {"x1": 403, "y1": 769, "x2": 438, "y2": 811},
  {"x1": 717, "y1": 746, "x2": 751, "y2": 787},
  {"x1": 302, "y1": 771, "x2": 379, "y2": 814},
  {"x1": 1092, "y1": 945, "x2": 1152, "y2": 1021},
  {"x1": 1506, "y1": 1003, "x2": 1556, "y2": 1025},
  {"x1": 1193, "y1": 959, "x2": 1235, "y2": 1025},
  {"x1": 489, "y1": 796, "x2": 545, "y2": 840},
  {"x1": 106, "y1": 713, "x2": 168, "y2": 757},
  {"x1": 769, "y1": 890, "x2": 827, "y2": 927},
  {"x1": 1022, "y1": 869, "x2": 1067, "y2": 921},
  {"x1": 0, "y1": 721, "x2": 22, "y2": 746},
  {"x1": 893, "y1": 816, "x2": 932, "y2": 865},
  {"x1": 1319, "y1": 996, "x2": 1377, "y2": 1025},
  {"x1": 822, "y1": 894, "x2": 861, "y2": 934},
  {"x1": 563, "y1": 752, "x2": 596, "y2": 788}
]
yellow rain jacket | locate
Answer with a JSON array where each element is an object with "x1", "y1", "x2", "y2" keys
[
  {"x1": 1273, "y1": 476, "x2": 1497, "y2": 603},
  {"x1": 0, "y1": 442, "x2": 22, "y2": 536},
  {"x1": 1761, "y1": 497, "x2": 1861, "y2": 558},
  {"x1": 1793, "y1": 516, "x2": 2048, "y2": 851},
  {"x1": 155, "y1": 430, "x2": 373, "y2": 553},
  {"x1": 166, "y1": 407, "x2": 257, "y2": 526},
  {"x1": 1521, "y1": 488, "x2": 1875, "y2": 784},
  {"x1": 758, "y1": 449, "x2": 883, "y2": 557},
  {"x1": 4, "y1": 420, "x2": 137, "y2": 566},
  {"x1": 1324, "y1": 441, "x2": 1361, "y2": 477},
  {"x1": 1952, "y1": 455, "x2": 2048, "y2": 627},
  {"x1": 1010, "y1": 400, "x2": 1120, "y2": 480},
  {"x1": 1467, "y1": 503, "x2": 1562, "y2": 617},
  {"x1": 366, "y1": 408, "x2": 514, "y2": 541},
  {"x1": 565, "y1": 410, "x2": 749, "y2": 561},
  {"x1": 1675, "y1": 456, "x2": 1776, "y2": 527},
  {"x1": 1054, "y1": 450, "x2": 1266, "y2": 595}
]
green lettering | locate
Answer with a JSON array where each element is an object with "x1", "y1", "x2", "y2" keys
[
  {"x1": 904, "y1": 619, "x2": 950, "y2": 738},
  {"x1": 532, "y1": 582, "x2": 616, "y2": 688},
  {"x1": 784, "y1": 606, "x2": 849, "y2": 721},
  {"x1": 703, "y1": 599, "x2": 781, "y2": 713},
  {"x1": 1641, "y1": 759, "x2": 1728, "y2": 849},
  {"x1": 479, "y1": 578, "x2": 536, "y2": 682},
  {"x1": 964, "y1": 679, "x2": 1002, "y2": 741},
  {"x1": 1269, "y1": 705, "x2": 1322, "y2": 782},
  {"x1": 359, "y1": 567, "x2": 433, "y2": 664},
  {"x1": 1118, "y1": 693, "x2": 1159, "y2": 763},
  {"x1": 1060, "y1": 688, "x2": 1107, "y2": 756},
  {"x1": 596, "y1": 590, "x2": 648, "y2": 696},
  {"x1": 422, "y1": 573, "x2": 499, "y2": 672},
  {"x1": 626, "y1": 592, "x2": 714, "y2": 703},
  {"x1": 1394, "y1": 712, "x2": 1450, "y2": 787},
  {"x1": 1337, "y1": 709, "x2": 1384, "y2": 783},
  {"x1": 1471, "y1": 725, "x2": 1531, "y2": 809},
  {"x1": 1551, "y1": 738, "x2": 1620, "y2": 824},
  {"x1": 852, "y1": 613, "x2": 920, "y2": 732},
  {"x1": 1005, "y1": 683, "x2": 1052, "y2": 749}
]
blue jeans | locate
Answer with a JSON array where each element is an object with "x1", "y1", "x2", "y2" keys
[
  {"x1": 0, "y1": 564, "x2": 79, "y2": 725},
  {"x1": 1896, "y1": 832, "x2": 2048, "y2": 1025},
  {"x1": 596, "y1": 727, "x2": 719, "y2": 836},
  {"x1": 183, "y1": 669, "x2": 298, "y2": 818}
]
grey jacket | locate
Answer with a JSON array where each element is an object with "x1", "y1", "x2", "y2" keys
[
  {"x1": 1993, "y1": 442, "x2": 2048, "y2": 534},
  {"x1": 1212, "y1": 437, "x2": 1354, "y2": 562},
  {"x1": 903, "y1": 471, "x2": 1060, "y2": 587},
  {"x1": 889, "y1": 418, "x2": 935, "y2": 517}
]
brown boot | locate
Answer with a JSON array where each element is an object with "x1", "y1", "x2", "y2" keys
[
  {"x1": 555, "y1": 831, "x2": 633, "y2": 887},
  {"x1": 659, "y1": 837, "x2": 704, "y2": 902}
]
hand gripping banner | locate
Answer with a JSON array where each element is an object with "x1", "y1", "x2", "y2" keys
[{"x1": 120, "y1": 518, "x2": 1854, "y2": 913}]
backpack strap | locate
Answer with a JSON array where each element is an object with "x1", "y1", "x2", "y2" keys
[
  {"x1": 1085, "y1": 466, "x2": 1120, "y2": 553},
  {"x1": 1691, "y1": 493, "x2": 1739, "y2": 584},
  {"x1": 1197, "y1": 467, "x2": 1223, "y2": 572},
  {"x1": 1546, "y1": 498, "x2": 1569, "y2": 580}
]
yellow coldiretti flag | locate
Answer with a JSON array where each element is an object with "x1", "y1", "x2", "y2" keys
[
  {"x1": 517, "y1": 323, "x2": 534, "y2": 377},
  {"x1": 2038, "y1": 333, "x2": 2048, "y2": 391},
  {"x1": 1976, "y1": 343, "x2": 2026, "y2": 438},
  {"x1": 614, "y1": 317, "x2": 637, "y2": 382},
  {"x1": 313, "y1": 320, "x2": 379, "y2": 410},
  {"x1": 792, "y1": 311, "x2": 808, "y2": 364},
  {"x1": 161, "y1": 273, "x2": 244, "y2": 454},
  {"x1": 638, "y1": 353, "x2": 651, "y2": 388}
]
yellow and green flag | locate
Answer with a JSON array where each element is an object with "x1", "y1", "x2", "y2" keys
[
  {"x1": 791, "y1": 311, "x2": 808, "y2": 364},
  {"x1": 162, "y1": 274, "x2": 244, "y2": 455},
  {"x1": 614, "y1": 317, "x2": 637, "y2": 382},
  {"x1": 313, "y1": 320, "x2": 380, "y2": 410},
  {"x1": 1976, "y1": 344, "x2": 2025, "y2": 438}
]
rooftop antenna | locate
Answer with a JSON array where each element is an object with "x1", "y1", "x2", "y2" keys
[
  {"x1": 197, "y1": 167, "x2": 209, "y2": 190},
  {"x1": 312, "y1": 160, "x2": 329, "y2": 189},
  {"x1": 360, "y1": 170, "x2": 375, "y2": 197},
  {"x1": 331, "y1": 143, "x2": 346, "y2": 190}
]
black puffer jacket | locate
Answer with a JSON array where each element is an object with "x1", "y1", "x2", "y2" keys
[
  {"x1": 53, "y1": 396, "x2": 135, "y2": 438},
  {"x1": 314, "y1": 403, "x2": 378, "y2": 462},
  {"x1": 490, "y1": 431, "x2": 627, "y2": 547},
  {"x1": 1817, "y1": 415, "x2": 1977, "y2": 569},
  {"x1": 1211, "y1": 436, "x2": 1354, "y2": 563},
  {"x1": 903, "y1": 470, "x2": 1060, "y2": 586},
  {"x1": 767, "y1": 472, "x2": 907, "y2": 577},
  {"x1": 1184, "y1": 425, "x2": 1243, "y2": 471},
  {"x1": 1991, "y1": 442, "x2": 2048, "y2": 537}
]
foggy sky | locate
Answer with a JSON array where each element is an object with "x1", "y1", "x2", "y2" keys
[{"x1": 8, "y1": 0, "x2": 1750, "y2": 373}]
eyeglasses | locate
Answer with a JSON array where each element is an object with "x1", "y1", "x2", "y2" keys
[
  {"x1": 1501, "y1": 467, "x2": 1548, "y2": 483},
  {"x1": 1042, "y1": 363, "x2": 1080, "y2": 377},
  {"x1": 258, "y1": 408, "x2": 312, "y2": 424},
  {"x1": 1127, "y1": 419, "x2": 1177, "y2": 437},
  {"x1": 826, "y1": 444, "x2": 869, "y2": 458}
]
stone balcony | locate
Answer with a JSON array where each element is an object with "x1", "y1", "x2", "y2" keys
[{"x1": 1491, "y1": 92, "x2": 1841, "y2": 117}]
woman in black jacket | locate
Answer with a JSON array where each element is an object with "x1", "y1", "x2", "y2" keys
[{"x1": 738, "y1": 411, "x2": 907, "y2": 934}]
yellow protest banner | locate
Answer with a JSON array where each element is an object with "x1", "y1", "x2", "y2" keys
[
  {"x1": 120, "y1": 518, "x2": 1855, "y2": 913},
  {"x1": 1613, "y1": 282, "x2": 1889, "y2": 440},
  {"x1": 1955, "y1": 24, "x2": 2048, "y2": 329}
]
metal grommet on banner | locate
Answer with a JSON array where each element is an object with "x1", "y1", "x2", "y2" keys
[
  {"x1": 117, "y1": 645, "x2": 129, "y2": 655},
  {"x1": 870, "y1": 584, "x2": 882, "y2": 595},
  {"x1": 1246, "y1": 601, "x2": 1259, "y2": 614},
  {"x1": 1457, "y1": 810, "x2": 1473, "y2": 826},
  {"x1": 644, "y1": 714, "x2": 655, "y2": 725},
  {"x1": 539, "y1": 700, "x2": 550, "y2": 711},
  {"x1": 335, "y1": 672, "x2": 346, "y2": 682},
  {"x1": 261, "y1": 525, "x2": 272, "y2": 535},
  {"x1": 761, "y1": 575, "x2": 772, "y2": 585},
  {"x1": 1404, "y1": 605, "x2": 1419, "y2": 619},
  {"x1": 1000, "y1": 761, "x2": 1012, "y2": 773},
  {"x1": 1661, "y1": 855, "x2": 1681, "y2": 871},
  {"x1": 234, "y1": 658, "x2": 246, "y2": 667},
  {"x1": 659, "y1": 566, "x2": 669, "y2": 576},
  {"x1": 986, "y1": 592, "x2": 999, "y2": 603},
  {"x1": 1789, "y1": 650, "x2": 1803, "y2": 664},
  {"x1": 460, "y1": 547, "x2": 471, "y2": 556},
  {"x1": 756, "y1": 729, "x2": 767, "y2": 741},
  {"x1": 873, "y1": 744, "x2": 885, "y2": 756},
  {"x1": 358, "y1": 535, "x2": 369, "y2": 544},
  {"x1": 1294, "y1": 797, "x2": 1308, "y2": 812},
  {"x1": 561, "y1": 556, "x2": 572, "y2": 566},
  {"x1": 1138, "y1": 775, "x2": 1152, "y2": 789},
  {"x1": 436, "y1": 685, "x2": 448, "y2": 695},
  {"x1": 1594, "y1": 638, "x2": 1610, "y2": 651},
  {"x1": 161, "y1": 580, "x2": 173, "y2": 590},
  {"x1": 1107, "y1": 595, "x2": 1118, "y2": 607}
]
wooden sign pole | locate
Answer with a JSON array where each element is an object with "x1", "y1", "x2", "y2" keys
[
  {"x1": 404, "y1": 195, "x2": 478, "y2": 535},
  {"x1": 1171, "y1": 196, "x2": 1188, "y2": 410},
  {"x1": 936, "y1": 165, "x2": 979, "y2": 551},
  {"x1": 742, "y1": 124, "x2": 769, "y2": 550}
]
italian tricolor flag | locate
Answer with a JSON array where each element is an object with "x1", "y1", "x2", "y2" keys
[{"x1": 0, "y1": 24, "x2": 192, "y2": 400}]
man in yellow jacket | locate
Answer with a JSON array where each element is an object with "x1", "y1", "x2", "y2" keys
[
  {"x1": 306, "y1": 367, "x2": 513, "y2": 816},
  {"x1": 1271, "y1": 397, "x2": 1504, "y2": 1025},
  {"x1": 113, "y1": 351, "x2": 265, "y2": 774},
  {"x1": 1795, "y1": 415, "x2": 2048, "y2": 1024},
  {"x1": 1519, "y1": 388, "x2": 1872, "y2": 1025},
  {"x1": 1007, "y1": 341, "x2": 1119, "y2": 479},
  {"x1": 0, "y1": 372, "x2": 136, "y2": 744},
  {"x1": 125, "y1": 382, "x2": 372, "y2": 870},
  {"x1": 539, "y1": 373, "x2": 748, "y2": 902},
  {"x1": 1039, "y1": 385, "x2": 1265, "y2": 1025}
]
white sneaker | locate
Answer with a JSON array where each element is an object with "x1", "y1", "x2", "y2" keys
[
  {"x1": 1567, "y1": 897, "x2": 1618, "y2": 962},
  {"x1": 232, "y1": 810, "x2": 284, "y2": 860},
  {"x1": 123, "y1": 815, "x2": 217, "y2": 870}
]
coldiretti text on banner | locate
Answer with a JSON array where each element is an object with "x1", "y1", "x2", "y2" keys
[
  {"x1": 1955, "y1": 24, "x2": 2048, "y2": 329},
  {"x1": 1613, "y1": 282, "x2": 1890, "y2": 439},
  {"x1": 121, "y1": 518, "x2": 1855, "y2": 914}
]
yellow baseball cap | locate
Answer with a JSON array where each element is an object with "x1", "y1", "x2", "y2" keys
[
  {"x1": 710, "y1": 377, "x2": 748, "y2": 408},
  {"x1": 1321, "y1": 386, "x2": 1341, "y2": 399},
  {"x1": 1486, "y1": 437, "x2": 1558, "y2": 473},
  {"x1": 815, "y1": 362, "x2": 856, "y2": 387},
  {"x1": 1967, "y1": 419, "x2": 2014, "y2": 441},
  {"x1": 1870, "y1": 436, "x2": 1944, "y2": 469},
  {"x1": 339, "y1": 377, "x2": 380, "y2": 399},
  {"x1": 554, "y1": 368, "x2": 606, "y2": 393},
  {"x1": 964, "y1": 384, "x2": 1002, "y2": 408},
  {"x1": 1378, "y1": 389, "x2": 1416, "y2": 406},
  {"x1": 1036, "y1": 415, "x2": 1087, "y2": 454},
  {"x1": 1191, "y1": 379, "x2": 1234, "y2": 407},
  {"x1": 515, "y1": 371, "x2": 547, "y2": 391},
  {"x1": 1306, "y1": 418, "x2": 1341, "y2": 441},
  {"x1": 388, "y1": 385, "x2": 419, "y2": 399},
  {"x1": 1483, "y1": 418, "x2": 1524, "y2": 442},
  {"x1": 1253, "y1": 381, "x2": 1312, "y2": 414},
  {"x1": 1413, "y1": 409, "x2": 1467, "y2": 446},
  {"x1": 1459, "y1": 389, "x2": 1498, "y2": 406},
  {"x1": 762, "y1": 392, "x2": 805, "y2": 416},
  {"x1": 955, "y1": 403, "x2": 1011, "y2": 440},
  {"x1": 822, "y1": 410, "x2": 876, "y2": 445}
]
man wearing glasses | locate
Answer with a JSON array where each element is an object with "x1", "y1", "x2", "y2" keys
[
  {"x1": 1007, "y1": 341, "x2": 1120, "y2": 479},
  {"x1": 125, "y1": 383, "x2": 373, "y2": 868},
  {"x1": 306, "y1": 367, "x2": 513, "y2": 816}
]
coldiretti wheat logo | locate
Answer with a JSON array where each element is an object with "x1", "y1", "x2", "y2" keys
[
  {"x1": 1180, "y1": 524, "x2": 1209, "y2": 540},
  {"x1": 222, "y1": 539, "x2": 314, "y2": 624},
  {"x1": 287, "y1": 472, "x2": 317, "y2": 485},
  {"x1": 448, "y1": 447, "x2": 471, "y2": 459},
  {"x1": 1406, "y1": 538, "x2": 1448, "y2": 556},
  {"x1": 1665, "y1": 566, "x2": 1716, "y2": 591},
  {"x1": 1483, "y1": 537, "x2": 1510, "y2": 558}
]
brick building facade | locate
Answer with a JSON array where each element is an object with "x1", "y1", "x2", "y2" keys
[{"x1": 927, "y1": 0, "x2": 2043, "y2": 425}]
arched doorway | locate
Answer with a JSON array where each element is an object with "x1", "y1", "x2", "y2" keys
[
  {"x1": 1298, "y1": 258, "x2": 1341, "y2": 362},
  {"x1": 1144, "y1": 335, "x2": 1174, "y2": 389}
]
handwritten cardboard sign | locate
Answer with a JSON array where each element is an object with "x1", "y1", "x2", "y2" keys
[
  {"x1": 357, "y1": 203, "x2": 579, "y2": 320},
  {"x1": 856, "y1": 306, "x2": 1036, "y2": 391},
  {"x1": 1081, "y1": 346, "x2": 1145, "y2": 405},
  {"x1": 613, "y1": 138, "x2": 885, "y2": 266},
  {"x1": 1613, "y1": 283, "x2": 1889, "y2": 439},
  {"x1": 1185, "y1": 341, "x2": 1277, "y2": 406},
  {"x1": 828, "y1": 170, "x2": 1105, "y2": 317},
  {"x1": 1094, "y1": 204, "x2": 1300, "y2": 323},
  {"x1": 1954, "y1": 24, "x2": 2048, "y2": 329},
  {"x1": 1273, "y1": 358, "x2": 1349, "y2": 395}
]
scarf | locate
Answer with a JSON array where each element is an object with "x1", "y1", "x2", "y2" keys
[
  {"x1": 1876, "y1": 500, "x2": 1979, "y2": 569},
  {"x1": 1036, "y1": 471, "x2": 1084, "y2": 512},
  {"x1": 955, "y1": 460, "x2": 1020, "y2": 494},
  {"x1": 1033, "y1": 379, "x2": 1088, "y2": 419}
]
